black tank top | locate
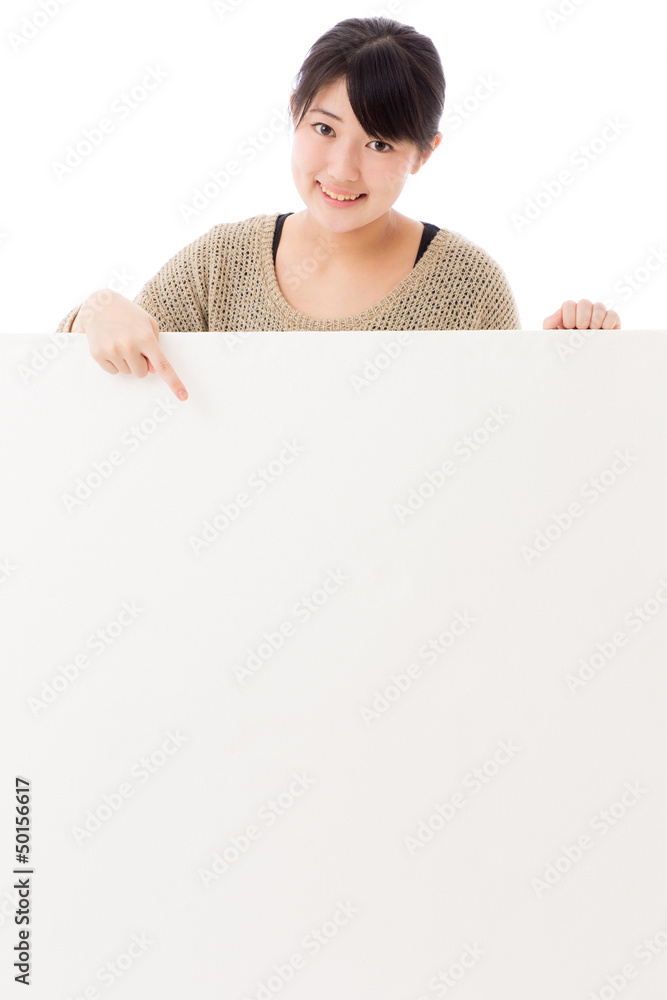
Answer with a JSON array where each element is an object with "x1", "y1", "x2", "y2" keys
[{"x1": 272, "y1": 212, "x2": 440, "y2": 268}]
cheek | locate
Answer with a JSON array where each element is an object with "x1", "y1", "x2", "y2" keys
[
  {"x1": 292, "y1": 133, "x2": 318, "y2": 170},
  {"x1": 386, "y1": 158, "x2": 411, "y2": 187},
  {"x1": 369, "y1": 167, "x2": 403, "y2": 193},
  {"x1": 365, "y1": 155, "x2": 410, "y2": 190}
]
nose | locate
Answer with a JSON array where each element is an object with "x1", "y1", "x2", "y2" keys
[{"x1": 327, "y1": 139, "x2": 361, "y2": 184}]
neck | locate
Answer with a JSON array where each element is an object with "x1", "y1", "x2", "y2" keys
[{"x1": 294, "y1": 208, "x2": 403, "y2": 264}]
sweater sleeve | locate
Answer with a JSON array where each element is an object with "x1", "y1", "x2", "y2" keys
[
  {"x1": 54, "y1": 227, "x2": 214, "y2": 334},
  {"x1": 473, "y1": 256, "x2": 521, "y2": 330},
  {"x1": 55, "y1": 304, "x2": 82, "y2": 334}
]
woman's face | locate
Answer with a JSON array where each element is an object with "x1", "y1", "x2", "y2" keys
[{"x1": 290, "y1": 76, "x2": 435, "y2": 230}]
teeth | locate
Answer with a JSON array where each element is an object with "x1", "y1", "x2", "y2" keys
[{"x1": 320, "y1": 183, "x2": 362, "y2": 201}]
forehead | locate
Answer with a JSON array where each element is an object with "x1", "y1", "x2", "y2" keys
[{"x1": 309, "y1": 78, "x2": 349, "y2": 110}]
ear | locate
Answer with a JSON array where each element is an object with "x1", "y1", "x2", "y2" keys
[{"x1": 410, "y1": 132, "x2": 442, "y2": 174}]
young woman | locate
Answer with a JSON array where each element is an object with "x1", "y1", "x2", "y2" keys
[{"x1": 56, "y1": 16, "x2": 621, "y2": 402}]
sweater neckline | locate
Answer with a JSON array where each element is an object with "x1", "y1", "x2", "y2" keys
[{"x1": 259, "y1": 212, "x2": 448, "y2": 329}]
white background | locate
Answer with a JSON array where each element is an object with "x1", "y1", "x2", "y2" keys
[
  {"x1": 1, "y1": 0, "x2": 666, "y2": 331},
  {"x1": 2, "y1": 329, "x2": 667, "y2": 998}
]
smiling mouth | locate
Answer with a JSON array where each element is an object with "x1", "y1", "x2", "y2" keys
[{"x1": 317, "y1": 181, "x2": 367, "y2": 201}]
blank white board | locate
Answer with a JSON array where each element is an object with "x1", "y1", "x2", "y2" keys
[{"x1": 2, "y1": 329, "x2": 667, "y2": 1000}]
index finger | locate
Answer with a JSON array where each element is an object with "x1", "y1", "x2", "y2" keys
[
  {"x1": 143, "y1": 342, "x2": 189, "y2": 400},
  {"x1": 543, "y1": 307, "x2": 563, "y2": 330}
]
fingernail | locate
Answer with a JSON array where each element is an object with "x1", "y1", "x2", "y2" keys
[{"x1": 178, "y1": 390, "x2": 188, "y2": 401}]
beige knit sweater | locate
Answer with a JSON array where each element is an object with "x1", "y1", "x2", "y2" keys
[{"x1": 56, "y1": 212, "x2": 521, "y2": 332}]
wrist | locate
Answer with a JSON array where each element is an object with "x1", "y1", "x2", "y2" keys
[{"x1": 72, "y1": 288, "x2": 115, "y2": 332}]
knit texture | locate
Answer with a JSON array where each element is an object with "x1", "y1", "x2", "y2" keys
[{"x1": 56, "y1": 212, "x2": 521, "y2": 332}]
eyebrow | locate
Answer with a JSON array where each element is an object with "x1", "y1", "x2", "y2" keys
[{"x1": 308, "y1": 107, "x2": 343, "y2": 122}]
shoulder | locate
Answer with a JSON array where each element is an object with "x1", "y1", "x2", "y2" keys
[
  {"x1": 427, "y1": 226, "x2": 511, "y2": 282},
  {"x1": 144, "y1": 214, "x2": 280, "y2": 287},
  {"x1": 197, "y1": 213, "x2": 279, "y2": 250},
  {"x1": 421, "y1": 226, "x2": 521, "y2": 329},
  {"x1": 152, "y1": 214, "x2": 278, "y2": 268}
]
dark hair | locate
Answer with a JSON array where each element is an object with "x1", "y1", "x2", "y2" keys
[{"x1": 287, "y1": 17, "x2": 445, "y2": 159}]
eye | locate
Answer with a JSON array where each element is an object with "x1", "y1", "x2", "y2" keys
[
  {"x1": 368, "y1": 139, "x2": 392, "y2": 153},
  {"x1": 310, "y1": 123, "x2": 393, "y2": 152}
]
